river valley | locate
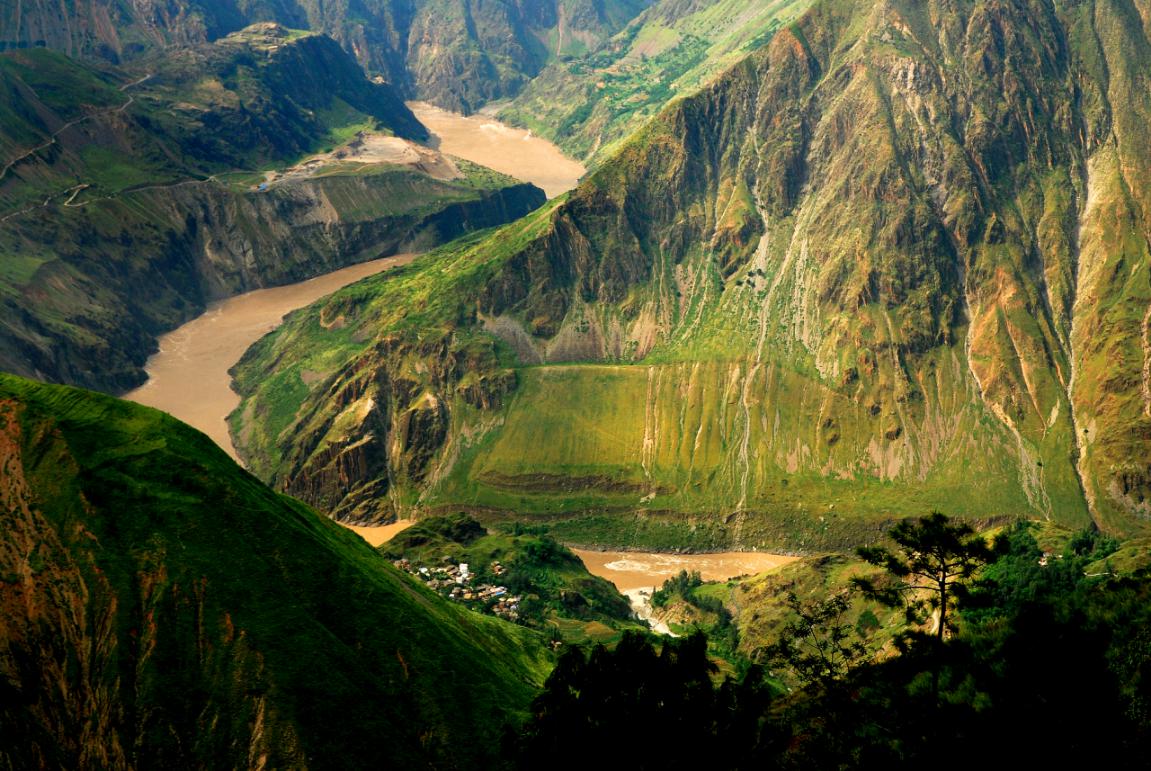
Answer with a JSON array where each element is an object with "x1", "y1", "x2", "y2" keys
[
  {"x1": 121, "y1": 105, "x2": 792, "y2": 615},
  {"x1": 124, "y1": 255, "x2": 415, "y2": 460},
  {"x1": 124, "y1": 106, "x2": 584, "y2": 540},
  {"x1": 125, "y1": 106, "x2": 585, "y2": 457}
]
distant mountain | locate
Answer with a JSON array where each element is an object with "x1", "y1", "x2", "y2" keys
[
  {"x1": 233, "y1": 0, "x2": 1151, "y2": 544},
  {"x1": 0, "y1": 373, "x2": 548, "y2": 768},
  {"x1": 1, "y1": 23, "x2": 425, "y2": 209},
  {"x1": 0, "y1": 27, "x2": 544, "y2": 391},
  {"x1": 500, "y1": 0, "x2": 810, "y2": 162},
  {"x1": 0, "y1": 0, "x2": 652, "y2": 113}
]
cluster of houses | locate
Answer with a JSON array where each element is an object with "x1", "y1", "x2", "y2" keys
[{"x1": 393, "y1": 558, "x2": 523, "y2": 621}]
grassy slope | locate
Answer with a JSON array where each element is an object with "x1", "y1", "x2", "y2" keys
[
  {"x1": 0, "y1": 373, "x2": 548, "y2": 769},
  {"x1": 0, "y1": 28, "x2": 423, "y2": 214},
  {"x1": 499, "y1": 0, "x2": 811, "y2": 163},
  {"x1": 227, "y1": 206, "x2": 572, "y2": 528}
]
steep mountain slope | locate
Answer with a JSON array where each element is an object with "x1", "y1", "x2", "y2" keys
[
  {"x1": 0, "y1": 373, "x2": 548, "y2": 769},
  {"x1": 0, "y1": 30, "x2": 544, "y2": 391},
  {"x1": 0, "y1": 0, "x2": 650, "y2": 113},
  {"x1": 0, "y1": 25, "x2": 425, "y2": 213},
  {"x1": 500, "y1": 0, "x2": 811, "y2": 162},
  {"x1": 233, "y1": 0, "x2": 1151, "y2": 543}
]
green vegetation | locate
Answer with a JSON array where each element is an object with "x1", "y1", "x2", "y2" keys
[
  {"x1": 500, "y1": 0, "x2": 811, "y2": 162},
  {"x1": 0, "y1": 373, "x2": 549, "y2": 768},
  {"x1": 733, "y1": 553, "x2": 905, "y2": 670},
  {"x1": 234, "y1": 0, "x2": 1151, "y2": 542},
  {"x1": 650, "y1": 569, "x2": 741, "y2": 662},
  {"x1": 380, "y1": 514, "x2": 643, "y2": 643},
  {"x1": 855, "y1": 512, "x2": 993, "y2": 643},
  {"x1": 9, "y1": 0, "x2": 651, "y2": 115},
  {"x1": 760, "y1": 589, "x2": 869, "y2": 690},
  {"x1": 0, "y1": 33, "x2": 424, "y2": 213},
  {"x1": 0, "y1": 35, "x2": 543, "y2": 392},
  {"x1": 512, "y1": 515, "x2": 1151, "y2": 768}
]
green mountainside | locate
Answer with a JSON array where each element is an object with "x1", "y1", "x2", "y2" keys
[
  {"x1": 0, "y1": 29, "x2": 544, "y2": 391},
  {"x1": 1, "y1": 25, "x2": 425, "y2": 213},
  {"x1": 380, "y1": 514, "x2": 641, "y2": 643},
  {"x1": 500, "y1": 0, "x2": 810, "y2": 163},
  {"x1": 0, "y1": 373, "x2": 549, "y2": 768},
  {"x1": 234, "y1": 0, "x2": 1151, "y2": 546},
  {"x1": 0, "y1": 0, "x2": 651, "y2": 113}
]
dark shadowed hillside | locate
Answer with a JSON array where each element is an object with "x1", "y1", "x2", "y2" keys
[{"x1": 0, "y1": 373, "x2": 549, "y2": 769}]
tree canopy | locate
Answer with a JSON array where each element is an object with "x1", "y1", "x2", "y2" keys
[{"x1": 854, "y1": 511, "x2": 991, "y2": 641}]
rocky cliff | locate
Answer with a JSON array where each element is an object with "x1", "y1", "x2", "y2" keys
[
  {"x1": 500, "y1": 0, "x2": 810, "y2": 163},
  {"x1": 237, "y1": 0, "x2": 1151, "y2": 543},
  {"x1": 0, "y1": 39, "x2": 545, "y2": 392},
  {"x1": 0, "y1": 0, "x2": 651, "y2": 113},
  {"x1": 0, "y1": 373, "x2": 548, "y2": 769},
  {"x1": 1, "y1": 174, "x2": 543, "y2": 392}
]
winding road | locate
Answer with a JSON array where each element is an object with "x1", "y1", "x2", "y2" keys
[
  {"x1": 0, "y1": 73, "x2": 154, "y2": 223},
  {"x1": 0, "y1": 72, "x2": 151, "y2": 183}
]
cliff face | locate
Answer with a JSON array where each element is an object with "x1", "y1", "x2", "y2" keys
[
  {"x1": 0, "y1": 175, "x2": 543, "y2": 392},
  {"x1": 0, "y1": 39, "x2": 544, "y2": 392},
  {"x1": 235, "y1": 0, "x2": 1151, "y2": 542},
  {"x1": 149, "y1": 23, "x2": 429, "y2": 148},
  {"x1": 0, "y1": 374, "x2": 548, "y2": 769},
  {"x1": 0, "y1": 0, "x2": 650, "y2": 113},
  {"x1": 500, "y1": 0, "x2": 810, "y2": 163}
]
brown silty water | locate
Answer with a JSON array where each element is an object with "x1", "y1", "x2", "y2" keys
[
  {"x1": 124, "y1": 255, "x2": 417, "y2": 461},
  {"x1": 124, "y1": 108, "x2": 586, "y2": 542},
  {"x1": 572, "y1": 549, "x2": 798, "y2": 592}
]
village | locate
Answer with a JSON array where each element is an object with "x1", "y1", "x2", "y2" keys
[{"x1": 393, "y1": 557, "x2": 523, "y2": 622}]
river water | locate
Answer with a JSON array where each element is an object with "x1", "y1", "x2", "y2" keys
[
  {"x1": 570, "y1": 549, "x2": 797, "y2": 593},
  {"x1": 124, "y1": 107, "x2": 584, "y2": 541},
  {"x1": 572, "y1": 549, "x2": 797, "y2": 635},
  {"x1": 409, "y1": 103, "x2": 585, "y2": 199},
  {"x1": 124, "y1": 255, "x2": 416, "y2": 461}
]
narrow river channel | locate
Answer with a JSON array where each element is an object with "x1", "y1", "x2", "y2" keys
[{"x1": 123, "y1": 255, "x2": 416, "y2": 461}]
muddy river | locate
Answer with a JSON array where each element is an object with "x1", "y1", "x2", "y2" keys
[
  {"x1": 124, "y1": 108, "x2": 582, "y2": 541},
  {"x1": 572, "y1": 549, "x2": 797, "y2": 635},
  {"x1": 124, "y1": 255, "x2": 416, "y2": 461},
  {"x1": 409, "y1": 102, "x2": 585, "y2": 198},
  {"x1": 571, "y1": 549, "x2": 797, "y2": 593}
]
